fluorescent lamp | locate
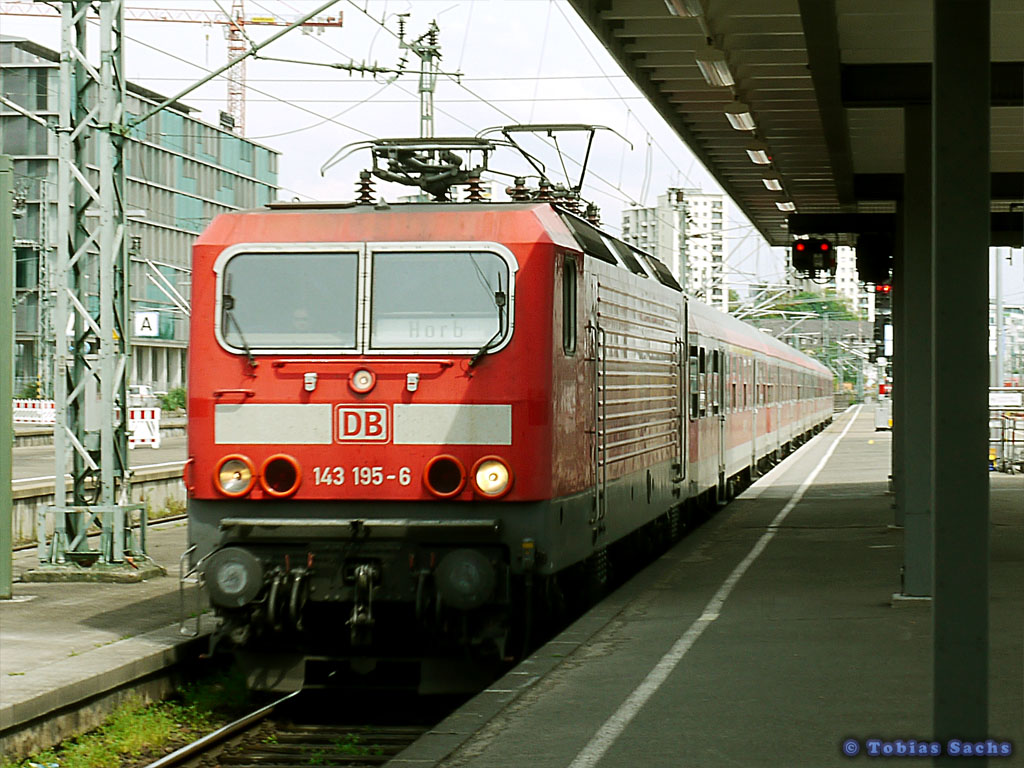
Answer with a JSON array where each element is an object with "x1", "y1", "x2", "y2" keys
[
  {"x1": 746, "y1": 141, "x2": 771, "y2": 165},
  {"x1": 664, "y1": 0, "x2": 703, "y2": 17},
  {"x1": 762, "y1": 174, "x2": 783, "y2": 191},
  {"x1": 724, "y1": 101, "x2": 755, "y2": 131},
  {"x1": 775, "y1": 200, "x2": 796, "y2": 212},
  {"x1": 695, "y1": 47, "x2": 735, "y2": 87}
]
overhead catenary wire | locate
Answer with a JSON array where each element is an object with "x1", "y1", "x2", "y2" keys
[{"x1": 244, "y1": 0, "x2": 663, "y2": 212}]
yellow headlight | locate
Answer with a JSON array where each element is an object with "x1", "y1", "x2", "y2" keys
[
  {"x1": 216, "y1": 456, "x2": 255, "y2": 496},
  {"x1": 473, "y1": 458, "x2": 511, "y2": 497}
]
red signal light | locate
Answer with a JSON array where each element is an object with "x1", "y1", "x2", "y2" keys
[
  {"x1": 820, "y1": 242, "x2": 830, "y2": 251},
  {"x1": 795, "y1": 242, "x2": 806, "y2": 251},
  {"x1": 875, "y1": 284, "x2": 892, "y2": 294}
]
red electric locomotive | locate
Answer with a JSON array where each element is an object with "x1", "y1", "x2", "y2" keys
[{"x1": 185, "y1": 134, "x2": 832, "y2": 690}]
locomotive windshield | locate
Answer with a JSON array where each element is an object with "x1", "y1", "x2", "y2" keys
[
  {"x1": 220, "y1": 251, "x2": 359, "y2": 350},
  {"x1": 370, "y1": 250, "x2": 509, "y2": 350}
]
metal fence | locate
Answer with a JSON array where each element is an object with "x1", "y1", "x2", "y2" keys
[{"x1": 989, "y1": 388, "x2": 1024, "y2": 473}]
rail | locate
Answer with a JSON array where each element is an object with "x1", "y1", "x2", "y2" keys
[
  {"x1": 142, "y1": 691, "x2": 431, "y2": 768},
  {"x1": 143, "y1": 691, "x2": 301, "y2": 768}
]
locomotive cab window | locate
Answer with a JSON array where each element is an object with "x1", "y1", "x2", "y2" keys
[
  {"x1": 218, "y1": 249, "x2": 359, "y2": 351},
  {"x1": 371, "y1": 248, "x2": 512, "y2": 350},
  {"x1": 562, "y1": 254, "x2": 577, "y2": 355}
]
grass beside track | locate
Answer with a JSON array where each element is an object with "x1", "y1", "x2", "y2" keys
[{"x1": 2, "y1": 667, "x2": 255, "y2": 768}]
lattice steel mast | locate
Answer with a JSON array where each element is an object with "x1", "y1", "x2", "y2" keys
[{"x1": 45, "y1": 0, "x2": 142, "y2": 569}]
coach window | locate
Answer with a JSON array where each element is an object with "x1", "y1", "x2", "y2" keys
[
  {"x1": 371, "y1": 249, "x2": 512, "y2": 350},
  {"x1": 219, "y1": 249, "x2": 358, "y2": 351},
  {"x1": 562, "y1": 255, "x2": 577, "y2": 355}
]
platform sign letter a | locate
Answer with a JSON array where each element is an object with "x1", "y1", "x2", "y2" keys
[{"x1": 135, "y1": 311, "x2": 159, "y2": 337}]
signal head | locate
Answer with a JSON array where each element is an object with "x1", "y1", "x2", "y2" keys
[{"x1": 791, "y1": 237, "x2": 834, "y2": 276}]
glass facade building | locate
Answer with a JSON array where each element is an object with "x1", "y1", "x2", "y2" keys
[{"x1": 1, "y1": 35, "x2": 279, "y2": 395}]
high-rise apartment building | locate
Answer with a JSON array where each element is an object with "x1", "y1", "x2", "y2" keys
[
  {"x1": 1, "y1": 35, "x2": 279, "y2": 395},
  {"x1": 620, "y1": 187, "x2": 728, "y2": 312},
  {"x1": 832, "y1": 246, "x2": 875, "y2": 321}
]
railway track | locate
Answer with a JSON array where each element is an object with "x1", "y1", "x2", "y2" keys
[{"x1": 144, "y1": 690, "x2": 439, "y2": 768}]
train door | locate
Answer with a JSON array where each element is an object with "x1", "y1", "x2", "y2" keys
[
  {"x1": 751, "y1": 357, "x2": 759, "y2": 473},
  {"x1": 775, "y1": 364, "x2": 783, "y2": 458},
  {"x1": 717, "y1": 347, "x2": 727, "y2": 500},
  {"x1": 673, "y1": 302, "x2": 688, "y2": 491}
]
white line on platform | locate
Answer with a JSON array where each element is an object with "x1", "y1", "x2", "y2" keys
[
  {"x1": 738, "y1": 404, "x2": 858, "y2": 502},
  {"x1": 13, "y1": 460, "x2": 184, "y2": 484},
  {"x1": 567, "y1": 404, "x2": 863, "y2": 768}
]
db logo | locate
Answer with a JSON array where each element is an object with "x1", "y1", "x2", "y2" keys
[{"x1": 336, "y1": 406, "x2": 390, "y2": 443}]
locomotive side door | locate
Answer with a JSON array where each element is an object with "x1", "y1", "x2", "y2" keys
[{"x1": 587, "y1": 275, "x2": 606, "y2": 532}]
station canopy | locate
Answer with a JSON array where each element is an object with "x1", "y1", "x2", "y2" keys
[{"x1": 568, "y1": 0, "x2": 1023, "y2": 246}]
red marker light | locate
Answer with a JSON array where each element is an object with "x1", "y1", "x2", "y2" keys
[
  {"x1": 820, "y1": 242, "x2": 830, "y2": 251},
  {"x1": 795, "y1": 242, "x2": 806, "y2": 251}
]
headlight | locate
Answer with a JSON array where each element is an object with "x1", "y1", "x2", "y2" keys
[
  {"x1": 203, "y1": 547, "x2": 263, "y2": 608},
  {"x1": 423, "y1": 454, "x2": 467, "y2": 498},
  {"x1": 471, "y1": 456, "x2": 512, "y2": 498},
  {"x1": 349, "y1": 368, "x2": 376, "y2": 394},
  {"x1": 215, "y1": 455, "x2": 255, "y2": 497},
  {"x1": 260, "y1": 454, "x2": 301, "y2": 497}
]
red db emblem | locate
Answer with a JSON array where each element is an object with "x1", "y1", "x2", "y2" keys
[{"x1": 336, "y1": 406, "x2": 390, "y2": 443}]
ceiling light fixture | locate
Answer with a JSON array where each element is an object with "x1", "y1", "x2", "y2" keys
[
  {"x1": 776, "y1": 200, "x2": 797, "y2": 212},
  {"x1": 695, "y1": 47, "x2": 735, "y2": 87},
  {"x1": 724, "y1": 101, "x2": 756, "y2": 131},
  {"x1": 664, "y1": 0, "x2": 703, "y2": 17},
  {"x1": 746, "y1": 141, "x2": 771, "y2": 165},
  {"x1": 762, "y1": 173, "x2": 783, "y2": 191}
]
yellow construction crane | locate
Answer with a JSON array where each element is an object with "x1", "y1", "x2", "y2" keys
[{"x1": 0, "y1": 1, "x2": 342, "y2": 134}]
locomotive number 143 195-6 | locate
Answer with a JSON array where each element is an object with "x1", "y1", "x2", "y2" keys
[{"x1": 312, "y1": 466, "x2": 413, "y2": 486}]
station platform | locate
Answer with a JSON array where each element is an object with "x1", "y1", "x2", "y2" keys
[
  {"x1": 0, "y1": 520, "x2": 204, "y2": 759},
  {"x1": 396, "y1": 405, "x2": 1024, "y2": 767}
]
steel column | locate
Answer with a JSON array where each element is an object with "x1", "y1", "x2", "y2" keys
[
  {"x1": 1, "y1": 154, "x2": 14, "y2": 599},
  {"x1": 900, "y1": 104, "x2": 933, "y2": 597},
  {"x1": 932, "y1": 0, "x2": 989, "y2": 749},
  {"x1": 891, "y1": 202, "x2": 906, "y2": 525}
]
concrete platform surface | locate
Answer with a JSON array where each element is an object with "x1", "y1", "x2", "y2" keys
[
  {"x1": 395, "y1": 406, "x2": 1023, "y2": 768},
  {"x1": 0, "y1": 520, "x2": 203, "y2": 758}
]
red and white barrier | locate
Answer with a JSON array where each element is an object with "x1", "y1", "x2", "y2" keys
[
  {"x1": 12, "y1": 399, "x2": 56, "y2": 425},
  {"x1": 128, "y1": 407, "x2": 162, "y2": 449}
]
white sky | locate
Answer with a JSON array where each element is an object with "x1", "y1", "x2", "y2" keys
[{"x1": 4, "y1": 0, "x2": 1021, "y2": 302}]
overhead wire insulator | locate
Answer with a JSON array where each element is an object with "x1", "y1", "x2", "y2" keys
[
  {"x1": 464, "y1": 177, "x2": 485, "y2": 202},
  {"x1": 506, "y1": 177, "x2": 531, "y2": 202},
  {"x1": 355, "y1": 170, "x2": 375, "y2": 204}
]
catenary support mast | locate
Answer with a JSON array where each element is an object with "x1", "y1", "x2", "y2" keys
[{"x1": 46, "y1": 0, "x2": 142, "y2": 568}]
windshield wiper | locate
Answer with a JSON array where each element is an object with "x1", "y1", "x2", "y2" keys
[
  {"x1": 222, "y1": 278, "x2": 257, "y2": 369},
  {"x1": 468, "y1": 273, "x2": 507, "y2": 368}
]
